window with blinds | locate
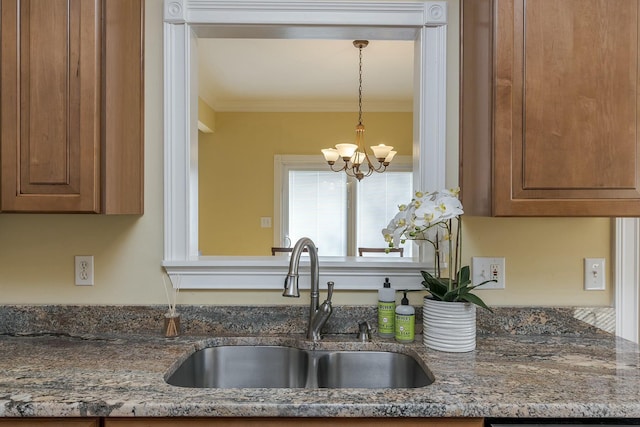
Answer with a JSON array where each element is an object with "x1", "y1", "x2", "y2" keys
[{"x1": 285, "y1": 168, "x2": 412, "y2": 256}]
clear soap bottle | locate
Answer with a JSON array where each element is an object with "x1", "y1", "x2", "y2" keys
[
  {"x1": 395, "y1": 291, "x2": 415, "y2": 343},
  {"x1": 377, "y1": 277, "x2": 395, "y2": 338}
]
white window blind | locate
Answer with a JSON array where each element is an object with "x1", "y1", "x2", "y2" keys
[
  {"x1": 288, "y1": 171, "x2": 347, "y2": 256},
  {"x1": 282, "y1": 156, "x2": 413, "y2": 257},
  {"x1": 356, "y1": 172, "x2": 413, "y2": 256}
]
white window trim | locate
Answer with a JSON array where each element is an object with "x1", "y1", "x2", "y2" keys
[
  {"x1": 615, "y1": 218, "x2": 640, "y2": 343},
  {"x1": 273, "y1": 154, "x2": 413, "y2": 254},
  {"x1": 162, "y1": 0, "x2": 449, "y2": 289}
]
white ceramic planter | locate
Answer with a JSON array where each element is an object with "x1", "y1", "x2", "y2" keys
[{"x1": 423, "y1": 298, "x2": 476, "y2": 352}]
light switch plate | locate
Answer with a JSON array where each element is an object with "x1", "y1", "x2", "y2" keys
[
  {"x1": 471, "y1": 257, "x2": 505, "y2": 289},
  {"x1": 260, "y1": 217, "x2": 272, "y2": 228},
  {"x1": 584, "y1": 258, "x2": 606, "y2": 290}
]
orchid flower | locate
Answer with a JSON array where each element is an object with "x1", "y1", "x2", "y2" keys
[{"x1": 381, "y1": 188, "x2": 463, "y2": 274}]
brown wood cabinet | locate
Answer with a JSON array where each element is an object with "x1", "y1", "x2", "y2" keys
[
  {"x1": 104, "y1": 418, "x2": 485, "y2": 427},
  {"x1": 0, "y1": 0, "x2": 143, "y2": 214},
  {"x1": 460, "y1": 0, "x2": 640, "y2": 216}
]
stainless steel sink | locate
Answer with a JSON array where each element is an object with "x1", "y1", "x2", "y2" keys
[
  {"x1": 166, "y1": 346, "x2": 309, "y2": 388},
  {"x1": 166, "y1": 345, "x2": 434, "y2": 389},
  {"x1": 316, "y1": 351, "x2": 432, "y2": 388}
]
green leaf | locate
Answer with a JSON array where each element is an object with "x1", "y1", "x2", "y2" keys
[
  {"x1": 442, "y1": 285, "x2": 467, "y2": 301},
  {"x1": 420, "y1": 270, "x2": 446, "y2": 287},
  {"x1": 459, "y1": 293, "x2": 493, "y2": 312},
  {"x1": 420, "y1": 270, "x2": 439, "y2": 282},
  {"x1": 423, "y1": 281, "x2": 448, "y2": 300},
  {"x1": 420, "y1": 270, "x2": 448, "y2": 299},
  {"x1": 464, "y1": 279, "x2": 497, "y2": 292},
  {"x1": 456, "y1": 266, "x2": 471, "y2": 286},
  {"x1": 421, "y1": 267, "x2": 494, "y2": 312},
  {"x1": 441, "y1": 291, "x2": 458, "y2": 302}
]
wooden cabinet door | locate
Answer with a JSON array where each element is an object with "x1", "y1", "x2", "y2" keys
[
  {"x1": 461, "y1": 0, "x2": 640, "y2": 216},
  {"x1": 0, "y1": 0, "x2": 101, "y2": 212}
]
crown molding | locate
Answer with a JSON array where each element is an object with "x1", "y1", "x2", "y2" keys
[{"x1": 165, "y1": 0, "x2": 447, "y2": 26}]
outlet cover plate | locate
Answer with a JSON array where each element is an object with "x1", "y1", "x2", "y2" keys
[
  {"x1": 75, "y1": 255, "x2": 94, "y2": 286},
  {"x1": 472, "y1": 257, "x2": 505, "y2": 289}
]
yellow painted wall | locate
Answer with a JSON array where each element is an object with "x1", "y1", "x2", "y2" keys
[
  {"x1": 0, "y1": 0, "x2": 613, "y2": 309},
  {"x1": 464, "y1": 217, "x2": 612, "y2": 307},
  {"x1": 198, "y1": 112, "x2": 413, "y2": 256}
]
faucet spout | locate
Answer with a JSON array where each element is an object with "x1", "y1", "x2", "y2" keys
[
  {"x1": 282, "y1": 274, "x2": 300, "y2": 298},
  {"x1": 282, "y1": 237, "x2": 333, "y2": 341},
  {"x1": 282, "y1": 237, "x2": 318, "y2": 300}
]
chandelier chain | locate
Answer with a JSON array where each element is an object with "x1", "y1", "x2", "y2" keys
[{"x1": 358, "y1": 45, "x2": 363, "y2": 126}]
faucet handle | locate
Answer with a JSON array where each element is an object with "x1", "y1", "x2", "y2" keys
[
  {"x1": 325, "y1": 281, "x2": 334, "y2": 302},
  {"x1": 358, "y1": 320, "x2": 372, "y2": 342}
]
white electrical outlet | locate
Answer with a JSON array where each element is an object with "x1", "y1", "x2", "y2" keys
[
  {"x1": 472, "y1": 257, "x2": 506, "y2": 289},
  {"x1": 75, "y1": 255, "x2": 94, "y2": 286},
  {"x1": 584, "y1": 258, "x2": 606, "y2": 290}
]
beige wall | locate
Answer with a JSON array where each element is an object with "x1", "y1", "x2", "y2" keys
[
  {"x1": 199, "y1": 112, "x2": 413, "y2": 256},
  {"x1": 0, "y1": 0, "x2": 612, "y2": 308}
]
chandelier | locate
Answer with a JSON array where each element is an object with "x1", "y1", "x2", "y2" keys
[{"x1": 321, "y1": 40, "x2": 396, "y2": 181}]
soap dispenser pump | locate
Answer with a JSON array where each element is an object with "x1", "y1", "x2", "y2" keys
[
  {"x1": 377, "y1": 277, "x2": 395, "y2": 338},
  {"x1": 394, "y1": 291, "x2": 415, "y2": 343}
]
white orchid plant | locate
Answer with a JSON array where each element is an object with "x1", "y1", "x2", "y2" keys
[{"x1": 381, "y1": 188, "x2": 493, "y2": 311}]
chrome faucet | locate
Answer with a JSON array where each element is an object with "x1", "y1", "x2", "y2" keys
[{"x1": 282, "y1": 237, "x2": 334, "y2": 341}]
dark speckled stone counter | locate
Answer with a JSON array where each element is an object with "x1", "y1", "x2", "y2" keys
[{"x1": 0, "y1": 305, "x2": 638, "y2": 419}]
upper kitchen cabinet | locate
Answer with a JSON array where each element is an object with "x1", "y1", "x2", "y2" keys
[
  {"x1": 460, "y1": 0, "x2": 640, "y2": 216},
  {"x1": 0, "y1": 0, "x2": 143, "y2": 213}
]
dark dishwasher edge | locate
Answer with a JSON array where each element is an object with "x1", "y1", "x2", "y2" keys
[{"x1": 486, "y1": 418, "x2": 640, "y2": 426}]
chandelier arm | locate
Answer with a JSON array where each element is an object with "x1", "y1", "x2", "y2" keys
[
  {"x1": 344, "y1": 167, "x2": 359, "y2": 179},
  {"x1": 328, "y1": 162, "x2": 348, "y2": 173},
  {"x1": 361, "y1": 155, "x2": 387, "y2": 174}
]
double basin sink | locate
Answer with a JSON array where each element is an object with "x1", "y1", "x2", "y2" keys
[{"x1": 166, "y1": 345, "x2": 434, "y2": 389}]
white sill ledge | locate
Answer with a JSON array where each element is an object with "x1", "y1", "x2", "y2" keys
[{"x1": 162, "y1": 256, "x2": 430, "y2": 290}]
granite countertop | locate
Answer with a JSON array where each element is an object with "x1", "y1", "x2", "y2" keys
[{"x1": 0, "y1": 305, "x2": 639, "y2": 419}]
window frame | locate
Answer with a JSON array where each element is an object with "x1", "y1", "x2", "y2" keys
[{"x1": 162, "y1": 0, "x2": 449, "y2": 290}]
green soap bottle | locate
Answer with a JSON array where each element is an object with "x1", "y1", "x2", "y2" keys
[
  {"x1": 377, "y1": 277, "x2": 395, "y2": 338},
  {"x1": 394, "y1": 291, "x2": 415, "y2": 343}
]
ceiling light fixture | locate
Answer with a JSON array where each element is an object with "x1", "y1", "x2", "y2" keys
[{"x1": 321, "y1": 40, "x2": 396, "y2": 182}]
